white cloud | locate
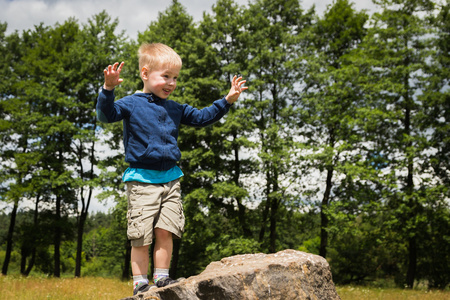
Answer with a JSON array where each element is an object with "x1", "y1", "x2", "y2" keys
[{"x1": 1, "y1": 0, "x2": 378, "y2": 39}]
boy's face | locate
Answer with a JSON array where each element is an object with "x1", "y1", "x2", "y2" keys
[{"x1": 141, "y1": 65, "x2": 180, "y2": 99}]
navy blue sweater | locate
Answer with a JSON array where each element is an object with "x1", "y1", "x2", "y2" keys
[{"x1": 97, "y1": 88, "x2": 231, "y2": 171}]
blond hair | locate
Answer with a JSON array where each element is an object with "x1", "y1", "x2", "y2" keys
[{"x1": 138, "y1": 43, "x2": 182, "y2": 71}]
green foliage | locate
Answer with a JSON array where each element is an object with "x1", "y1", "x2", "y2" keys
[
  {"x1": 298, "y1": 237, "x2": 320, "y2": 255},
  {"x1": 351, "y1": 0, "x2": 446, "y2": 288},
  {"x1": 206, "y1": 235, "x2": 260, "y2": 262},
  {"x1": 298, "y1": 0, "x2": 370, "y2": 260}
]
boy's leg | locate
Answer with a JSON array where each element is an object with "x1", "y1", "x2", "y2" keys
[
  {"x1": 131, "y1": 245, "x2": 150, "y2": 276},
  {"x1": 153, "y1": 228, "x2": 172, "y2": 284},
  {"x1": 152, "y1": 179, "x2": 184, "y2": 287},
  {"x1": 126, "y1": 181, "x2": 165, "y2": 294},
  {"x1": 153, "y1": 228, "x2": 173, "y2": 269},
  {"x1": 131, "y1": 245, "x2": 154, "y2": 295}
]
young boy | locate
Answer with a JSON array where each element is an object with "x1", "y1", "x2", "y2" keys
[{"x1": 96, "y1": 43, "x2": 247, "y2": 295}]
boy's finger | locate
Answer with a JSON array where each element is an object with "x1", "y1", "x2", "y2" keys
[{"x1": 117, "y1": 62, "x2": 124, "y2": 72}]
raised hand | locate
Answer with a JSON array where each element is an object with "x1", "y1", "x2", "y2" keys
[
  {"x1": 103, "y1": 62, "x2": 124, "y2": 91},
  {"x1": 225, "y1": 75, "x2": 248, "y2": 104}
]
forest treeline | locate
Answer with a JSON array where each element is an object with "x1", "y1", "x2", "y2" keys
[{"x1": 0, "y1": 0, "x2": 449, "y2": 289}]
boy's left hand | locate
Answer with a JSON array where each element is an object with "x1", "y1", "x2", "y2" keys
[{"x1": 225, "y1": 75, "x2": 248, "y2": 104}]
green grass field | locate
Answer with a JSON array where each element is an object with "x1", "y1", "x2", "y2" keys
[
  {"x1": 0, "y1": 275, "x2": 131, "y2": 300},
  {"x1": 1, "y1": 275, "x2": 448, "y2": 300},
  {"x1": 336, "y1": 286, "x2": 449, "y2": 300}
]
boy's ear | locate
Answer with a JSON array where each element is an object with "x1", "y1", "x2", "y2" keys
[{"x1": 141, "y1": 66, "x2": 148, "y2": 80}]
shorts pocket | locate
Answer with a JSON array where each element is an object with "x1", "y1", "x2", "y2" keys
[{"x1": 127, "y1": 208, "x2": 144, "y2": 240}]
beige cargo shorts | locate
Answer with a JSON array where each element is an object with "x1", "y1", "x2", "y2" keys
[{"x1": 126, "y1": 179, "x2": 185, "y2": 247}]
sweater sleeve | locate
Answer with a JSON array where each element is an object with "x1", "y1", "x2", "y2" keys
[
  {"x1": 96, "y1": 87, "x2": 131, "y2": 123},
  {"x1": 180, "y1": 97, "x2": 232, "y2": 127}
]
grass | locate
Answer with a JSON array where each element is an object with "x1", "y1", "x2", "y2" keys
[
  {"x1": 337, "y1": 286, "x2": 450, "y2": 300},
  {"x1": 1, "y1": 275, "x2": 449, "y2": 300},
  {"x1": 0, "y1": 275, "x2": 132, "y2": 300}
]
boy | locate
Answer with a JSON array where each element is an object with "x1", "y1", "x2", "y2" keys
[{"x1": 96, "y1": 43, "x2": 247, "y2": 295}]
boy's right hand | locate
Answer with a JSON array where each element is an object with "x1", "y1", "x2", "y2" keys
[{"x1": 103, "y1": 62, "x2": 124, "y2": 91}]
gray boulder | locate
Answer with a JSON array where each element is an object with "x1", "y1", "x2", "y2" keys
[{"x1": 122, "y1": 249, "x2": 341, "y2": 300}]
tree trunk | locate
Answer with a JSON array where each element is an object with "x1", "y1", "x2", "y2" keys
[
  {"x1": 404, "y1": 98, "x2": 416, "y2": 288},
  {"x1": 23, "y1": 193, "x2": 40, "y2": 276},
  {"x1": 75, "y1": 124, "x2": 96, "y2": 277},
  {"x1": 23, "y1": 247, "x2": 36, "y2": 276},
  {"x1": 122, "y1": 240, "x2": 132, "y2": 280},
  {"x1": 232, "y1": 132, "x2": 251, "y2": 237},
  {"x1": 269, "y1": 197, "x2": 278, "y2": 253},
  {"x1": 406, "y1": 236, "x2": 417, "y2": 288},
  {"x1": 75, "y1": 210, "x2": 87, "y2": 277},
  {"x1": 54, "y1": 194, "x2": 61, "y2": 277},
  {"x1": 259, "y1": 198, "x2": 270, "y2": 243},
  {"x1": 150, "y1": 242, "x2": 155, "y2": 277},
  {"x1": 2, "y1": 199, "x2": 18, "y2": 275},
  {"x1": 259, "y1": 170, "x2": 271, "y2": 243},
  {"x1": 170, "y1": 239, "x2": 181, "y2": 279},
  {"x1": 237, "y1": 199, "x2": 251, "y2": 237},
  {"x1": 319, "y1": 166, "x2": 334, "y2": 258},
  {"x1": 405, "y1": 164, "x2": 417, "y2": 288},
  {"x1": 20, "y1": 245, "x2": 31, "y2": 274}
]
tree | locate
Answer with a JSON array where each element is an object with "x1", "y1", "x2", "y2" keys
[
  {"x1": 357, "y1": 0, "x2": 438, "y2": 288},
  {"x1": 0, "y1": 23, "x2": 45, "y2": 275},
  {"x1": 298, "y1": 0, "x2": 368, "y2": 259},
  {"x1": 417, "y1": 0, "x2": 450, "y2": 288},
  {"x1": 71, "y1": 11, "x2": 125, "y2": 278},
  {"x1": 243, "y1": 0, "x2": 311, "y2": 253},
  {"x1": 199, "y1": 0, "x2": 256, "y2": 242},
  {"x1": 0, "y1": 22, "x2": 20, "y2": 276},
  {"x1": 19, "y1": 21, "x2": 80, "y2": 277}
]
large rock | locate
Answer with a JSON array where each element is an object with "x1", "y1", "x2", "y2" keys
[{"x1": 122, "y1": 249, "x2": 341, "y2": 300}]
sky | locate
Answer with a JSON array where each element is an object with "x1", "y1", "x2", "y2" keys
[
  {"x1": 0, "y1": 0, "x2": 378, "y2": 213},
  {"x1": 1, "y1": 0, "x2": 379, "y2": 40}
]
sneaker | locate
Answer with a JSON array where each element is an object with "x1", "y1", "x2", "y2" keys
[
  {"x1": 155, "y1": 277, "x2": 179, "y2": 288},
  {"x1": 133, "y1": 283, "x2": 155, "y2": 295}
]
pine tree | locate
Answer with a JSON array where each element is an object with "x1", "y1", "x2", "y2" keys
[
  {"x1": 243, "y1": 0, "x2": 307, "y2": 253},
  {"x1": 298, "y1": 0, "x2": 368, "y2": 259},
  {"x1": 418, "y1": 0, "x2": 450, "y2": 288},
  {"x1": 70, "y1": 11, "x2": 126, "y2": 278},
  {"x1": 357, "y1": 0, "x2": 438, "y2": 288}
]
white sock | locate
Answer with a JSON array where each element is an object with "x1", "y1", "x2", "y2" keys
[
  {"x1": 133, "y1": 274, "x2": 149, "y2": 289},
  {"x1": 153, "y1": 268, "x2": 169, "y2": 283}
]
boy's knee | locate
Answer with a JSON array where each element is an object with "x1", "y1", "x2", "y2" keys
[
  {"x1": 154, "y1": 228, "x2": 172, "y2": 240},
  {"x1": 132, "y1": 245, "x2": 149, "y2": 253}
]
